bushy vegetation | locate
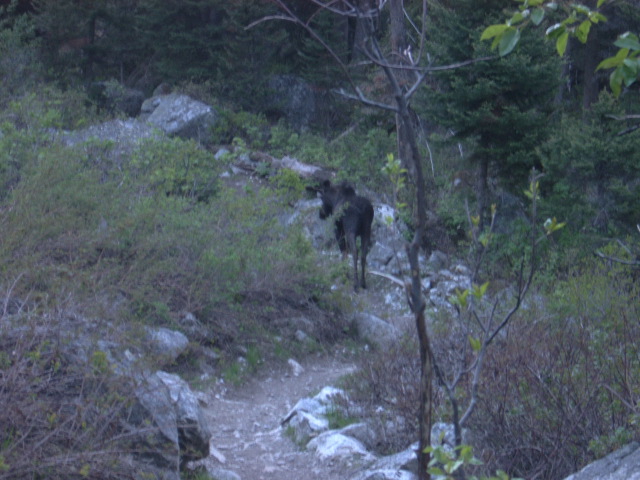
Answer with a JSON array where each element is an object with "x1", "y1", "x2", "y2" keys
[
  {"x1": 470, "y1": 249, "x2": 640, "y2": 478},
  {"x1": 0, "y1": 310, "x2": 143, "y2": 480},
  {"x1": 1, "y1": 1, "x2": 639, "y2": 478},
  {"x1": 0, "y1": 106, "x2": 333, "y2": 332},
  {"x1": 0, "y1": 86, "x2": 349, "y2": 477},
  {"x1": 346, "y1": 247, "x2": 639, "y2": 478}
]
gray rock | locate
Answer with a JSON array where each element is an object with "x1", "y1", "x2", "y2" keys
[
  {"x1": 288, "y1": 411, "x2": 329, "y2": 443},
  {"x1": 351, "y1": 313, "x2": 401, "y2": 350},
  {"x1": 314, "y1": 386, "x2": 347, "y2": 404},
  {"x1": 141, "y1": 93, "x2": 218, "y2": 141},
  {"x1": 282, "y1": 397, "x2": 325, "y2": 424},
  {"x1": 204, "y1": 467, "x2": 242, "y2": 480},
  {"x1": 366, "y1": 444, "x2": 418, "y2": 475},
  {"x1": 563, "y1": 442, "x2": 640, "y2": 480},
  {"x1": 427, "y1": 250, "x2": 448, "y2": 272},
  {"x1": 287, "y1": 357, "x2": 305, "y2": 376},
  {"x1": 307, "y1": 431, "x2": 376, "y2": 463},
  {"x1": 351, "y1": 469, "x2": 416, "y2": 480},
  {"x1": 133, "y1": 370, "x2": 211, "y2": 471},
  {"x1": 145, "y1": 327, "x2": 189, "y2": 361},
  {"x1": 338, "y1": 423, "x2": 378, "y2": 450},
  {"x1": 58, "y1": 118, "x2": 161, "y2": 166}
]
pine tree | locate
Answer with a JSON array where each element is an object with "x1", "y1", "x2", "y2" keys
[{"x1": 418, "y1": 0, "x2": 561, "y2": 226}]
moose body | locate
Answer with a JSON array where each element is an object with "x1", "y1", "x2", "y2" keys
[{"x1": 319, "y1": 180, "x2": 374, "y2": 290}]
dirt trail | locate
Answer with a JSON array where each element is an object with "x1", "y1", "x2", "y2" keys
[{"x1": 194, "y1": 351, "x2": 360, "y2": 480}]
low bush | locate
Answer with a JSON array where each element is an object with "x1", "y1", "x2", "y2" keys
[
  {"x1": 0, "y1": 309, "x2": 143, "y2": 479},
  {"x1": 0, "y1": 123, "x2": 335, "y2": 343},
  {"x1": 468, "y1": 250, "x2": 640, "y2": 479},
  {"x1": 342, "y1": 245, "x2": 639, "y2": 479},
  {"x1": 128, "y1": 136, "x2": 221, "y2": 201},
  {"x1": 343, "y1": 331, "x2": 422, "y2": 454}
]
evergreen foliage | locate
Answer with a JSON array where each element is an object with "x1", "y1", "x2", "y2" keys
[
  {"x1": 419, "y1": 0, "x2": 561, "y2": 198},
  {"x1": 540, "y1": 92, "x2": 640, "y2": 234}
]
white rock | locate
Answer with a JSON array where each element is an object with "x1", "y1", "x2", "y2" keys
[
  {"x1": 288, "y1": 358, "x2": 304, "y2": 376},
  {"x1": 307, "y1": 431, "x2": 376, "y2": 463}
]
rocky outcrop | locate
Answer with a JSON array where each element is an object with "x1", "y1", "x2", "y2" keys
[
  {"x1": 563, "y1": 442, "x2": 640, "y2": 480},
  {"x1": 140, "y1": 93, "x2": 218, "y2": 140},
  {"x1": 351, "y1": 312, "x2": 401, "y2": 350},
  {"x1": 278, "y1": 385, "x2": 464, "y2": 480},
  {"x1": 132, "y1": 370, "x2": 212, "y2": 474}
]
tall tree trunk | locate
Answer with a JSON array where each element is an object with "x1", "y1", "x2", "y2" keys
[
  {"x1": 390, "y1": 0, "x2": 412, "y2": 171},
  {"x1": 385, "y1": 40, "x2": 433, "y2": 480},
  {"x1": 387, "y1": 8, "x2": 433, "y2": 475}
]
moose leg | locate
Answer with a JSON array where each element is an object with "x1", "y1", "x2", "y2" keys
[
  {"x1": 334, "y1": 222, "x2": 348, "y2": 260},
  {"x1": 346, "y1": 233, "x2": 359, "y2": 291},
  {"x1": 360, "y1": 235, "x2": 369, "y2": 289}
]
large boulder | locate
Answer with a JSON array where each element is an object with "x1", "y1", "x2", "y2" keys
[
  {"x1": 351, "y1": 312, "x2": 401, "y2": 350},
  {"x1": 58, "y1": 118, "x2": 161, "y2": 167},
  {"x1": 132, "y1": 370, "x2": 212, "y2": 474},
  {"x1": 140, "y1": 93, "x2": 218, "y2": 140},
  {"x1": 563, "y1": 442, "x2": 640, "y2": 480},
  {"x1": 307, "y1": 430, "x2": 376, "y2": 464},
  {"x1": 145, "y1": 326, "x2": 190, "y2": 362}
]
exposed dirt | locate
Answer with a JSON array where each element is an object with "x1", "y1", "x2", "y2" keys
[{"x1": 192, "y1": 349, "x2": 364, "y2": 480}]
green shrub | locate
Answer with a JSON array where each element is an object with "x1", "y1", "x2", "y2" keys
[
  {"x1": 210, "y1": 108, "x2": 270, "y2": 147},
  {"x1": 269, "y1": 167, "x2": 306, "y2": 205},
  {"x1": 0, "y1": 4, "x2": 43, "y2": 104},
  {"x1": 0, "y1": 126, "x2": 331, "y2": 339},
  {"x1": 128, "y1": 137, "x2": 221, "y2": 202},
  {"x1": 540, "y1": 93, "x2": 640, "y2": 234}
]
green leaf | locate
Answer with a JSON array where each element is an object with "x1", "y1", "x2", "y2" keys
[
  {"x1": 597, "y1": 48, "x2": 628, "y2": 71},
  {"x1": 509, "y1": 11, "x2": 526, "y2": 25},
  {"x1": 531, "y1": 7, "x2": 545, "y2": 25},
  {"x1": 610, "y1": 68, "x2": 623, "y2": 96},
  {"x1": 499, "y1": 27, "x2": 521, "y2": 56},
  {"x1": 614, "y1": 32, "x2": 640, "y2": 51},
  {"x1": 479, "y1": 234, "x2": 490, "y2": 248},
  {"x1": 446, "y1": 459, "x2": 464, "y2": 473},
  {"x1": 556, "y1": 30, "x2": 569, "y2": 55},
  {"x1": 573, "y1": 4, "x2": 591, "y2": 15},
  {"x1": 481, "y1": 24, "x2": 509, "y2": 41},
  {"x1": 469, "y1": 335, "x2": 482, "y2": 352},
  {"x1": 543, "y1": 217, "x2": 566, "y2": 234},
  {"x1": 545, "y1": 23, "x2": 565, "y2": 40},
  {"x1": 597, "y1": 0, "x2": 607, "y2": 6},
  {"x1": 588, "y1": 12, "x2": 607, "y2": 23},
  {"x1": 575, "y1": 20, "x2": 591, "y2": 44},
  {"x1": 621, "y1": 62, "x2": 639, "y2": 87},
  {"x1": 449, "y1": 289, "x2": 470, "y2": 309},
  {"x1": 474, "y1": 281, "x2": 490, "y2": 298}
]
